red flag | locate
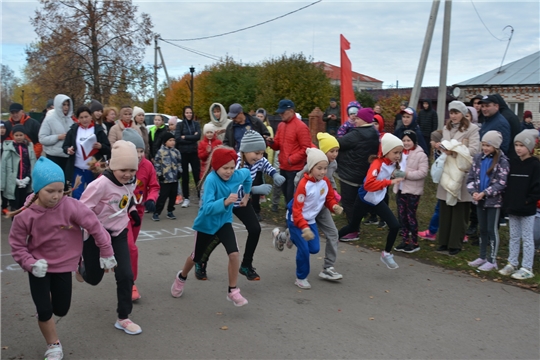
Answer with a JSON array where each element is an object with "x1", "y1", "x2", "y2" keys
[{"x1": 340, "y1": 34, "x2": 355, "y2": 124}]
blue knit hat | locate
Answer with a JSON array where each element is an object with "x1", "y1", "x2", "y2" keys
[{"x1": 32, "y1": 157, "x2": 65, "y2": 193}]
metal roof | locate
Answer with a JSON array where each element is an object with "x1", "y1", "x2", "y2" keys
[{"x1": 455, "y1": 51, "x2": 540, "y2": 86}]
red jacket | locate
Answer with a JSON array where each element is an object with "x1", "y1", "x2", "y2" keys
[
  {"x1": 134, "y1": 157, "x2": 160, "y2": 207},
  {"x1": 269, "y1": 118, "x2": 312, "y2": 171},
  {"x1": 197, "y1": 136, "x2": 222, "y2": 178}
]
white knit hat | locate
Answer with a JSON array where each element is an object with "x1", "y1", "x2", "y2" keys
[
  {"x1": 306, "y1": 148, "x2": 328, "y2": 172},
  {"x1": 132, "y1": 106, "x2": 144, "y2": 121},
  {"x1": 109, "y1": 140, "x2": 139, "y2": 170},
  {"x1": 381, "y1": 133, "x2": 404, "y2": 156}
]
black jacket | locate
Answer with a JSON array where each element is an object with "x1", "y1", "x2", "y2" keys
[
  {"x1": 149, "y1": 125, "x2": 168, "y2": 159},
  {"x1": 175, "y1": 119, "x2": 201, "y2": 153},
  {"x1": 223, "y1": 113, "x2": 270, "y2": 151},
  {"x1": 493, "y1": 94, "x2": 520, "y2": 160},
  {"x1": 417, "y1": 100, "x2": 438, "y2": 138},
  {"x1": 336, "y1": 125, "x2": 380, "y2": 185},
  {"x1": 503, "y1": 156, "x2": 540, "y2": 216}
]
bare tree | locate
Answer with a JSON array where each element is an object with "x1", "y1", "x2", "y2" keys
[{"x1": 1, "y1": 65, "x2": 20, "y2": 112}]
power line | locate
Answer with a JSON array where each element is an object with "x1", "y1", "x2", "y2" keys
[
  {"x1": 470, "y1": 0, "x2": 511, "y2": 41},
  {"x1": 159, "y1": 38, "x2": 223, "y2": 62},
  {"x1": 162, "y1": 0, "x2": 322, "y2": 42}
]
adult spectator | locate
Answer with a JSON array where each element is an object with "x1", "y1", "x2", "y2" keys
[
  {"x1": 5, "y1": 103, "x2": 42, "y2": 158},
  {"x1": 471, "y1": 94, "x2": 483, "y2": 120},
  {"x1": 394, "y1": 101, "x2": 408, "y2": 130},
  {"x1": 102, "y1": 106, "x2": 118, "y2": 134},
  {"x1": 207, "y1": 103, "x2": 232, "y2": 141},
  {"x1": 41, "y1": 99, "x2": 54, "y2": 122},
  {"x1": 89, "y1": 99, "x2": 104, "y2": 128},
  {"x1": 224, "y1": 103, "x2": 269, "y2": 151},
  {"x1": 374, "y1": 104, "x2": 384, "y2": 121},
  {"x1": 522, "y1": 111, "x2": 534, "y2": 130},
  {"x1": 394, "y1": 107, "x2": 429, "y2": 154},
  {"x1": 38, "y1": 94, "x2": 75, "y2": 170},
  {"x1": 132, "y1": 106, "x2": 150, "y2": 159},
  {"x1": 108, "y1": 106, "x2": 142, "y2": 146},
  {"x1": 417, "y1": 99, "x2": 438, "y2": 155},
  {"x1": 478, "y1": 95, "x2": 511, "y2": 155},
  {"x1": 268, "y1": 99, "x2": 311, "y2": 205},
  {"x1": 492, "y1": 93, "x2": 520, "y2": 159},
  {"x1": 323, "y1": 98, "x2": 341, "y2": 136},
  {"x1": 175, "y1": 106, "x2": 201, "y2": 208}
]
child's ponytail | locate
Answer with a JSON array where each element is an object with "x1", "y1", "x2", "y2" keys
[{"x1": 5, "y1": 193, "x2": 39, "y2": 218}]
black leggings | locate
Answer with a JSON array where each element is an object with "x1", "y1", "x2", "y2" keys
[
  {"x1": 192, "y1": 223, "x2": 238, "y2": 263},
  {"x1": 29, "y1": 272, "x2": 72, "y2": 322},
  {"x1": 250, "y1": 171, "x2": 263, "y2": 214},
  {"x1": 180, "y1": 152, "x2": 200, "y2": 199},
  {"x1": 156, "y1": 182, "x2": 177, "y2": 214},
  {"x1": 338, "y1": 196, "x2": 400, "y2": 253}
]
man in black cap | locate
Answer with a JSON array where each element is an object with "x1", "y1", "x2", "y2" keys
[
  {"x1": 223, "y1": 103, "x2": 269, "y2": 152},
  {"x1": 5, "y1": 103, "x2": 42, "y2": 157},
  {"x1": 478, "y1": 95, "x2": 511, "y2": 155},
  {"x1": 323, "y1": 98, "x2": 340, "y2": 135}
]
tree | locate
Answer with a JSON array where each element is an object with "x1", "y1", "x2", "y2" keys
[
  {"x1": 26, "y1": 0, "x2": 153, "y2": 105},
  {"x1": 1, "y1": 65, "x2": 20, "y2": 112}
]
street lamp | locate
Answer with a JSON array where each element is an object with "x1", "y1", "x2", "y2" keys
[{"x1": 189, "y1": 66, "x2": 195, "y2": 109}]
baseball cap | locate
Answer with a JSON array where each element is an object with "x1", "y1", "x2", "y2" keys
[
  {"x1": 400, "y1": 107, "x2": 414, "y2": 115},
  {"x1": 9, "y1": 103, "x2": 23, "y2": 112},
  {"x1": 276, "y1": 99, "x2": 295, "y2": 114},
  {"x1": 478, "y1": 95, "x2": 498, "y2": 104},
  {"x1": 227, "y1": 103, "x2": 243, "y2": 118}
]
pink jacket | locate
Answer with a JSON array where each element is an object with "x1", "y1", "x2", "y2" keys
[
  {"x1": 393, "y1": 146, "x2": 429, "y2": 196},
  {"x1": 9, "y1": 196, "x2": 113, "y2": 273}
]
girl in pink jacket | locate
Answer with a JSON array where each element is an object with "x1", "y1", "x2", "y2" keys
[{"x1": 8, "y1": 157, "x2": 116, "y2": 360}]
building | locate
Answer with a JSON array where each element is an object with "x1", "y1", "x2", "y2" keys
[{"x1": 314, "y1": 61, "x2": 383, "y2": 91}]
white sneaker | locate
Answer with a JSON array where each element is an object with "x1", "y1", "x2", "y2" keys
[
  {"x1": 498, "y1": 264, "x2": 516, "y2": 276},
  {"x1": 511, "y1": 267, "x2": 534, "y2": 280},
  {"x1": 319, "y1": 267, "x2": 343, "y2": 281},
  {"x1": 295, "y1": 278, "x2": 311, "y2": 289},
  {"x1": 380, "y1": 251, "x2": 399, "y2": 269},
  {"x1": 272, "y1": 227, "x2": 284, "y2": 251},
  {"x1": 44, "y1": 342, "x2": 63, "y2": 360},
  {"x1": 181, "y1": 198, "x2": 190, "y2": 208}
]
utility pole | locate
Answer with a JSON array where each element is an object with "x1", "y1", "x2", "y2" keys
[
  {"x1": 153, "y1": 35, "x2": 158, "y2": 113},
  {"x1": 409, "y1": 0, "x2": 440, "y2": 110},
  {"x1": 436, "y1": 0, "x2": 452, "y2": 129}
]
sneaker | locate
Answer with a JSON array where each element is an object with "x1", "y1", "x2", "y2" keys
[
  {"x1": 114, "y1": 318, "x2": 142, "y2": 335},
  {"x1": 499, "y1": 218, "x2": 507, "y2": 227},
  {"x1": 272, "y1": 227, "x2": 285, "y2": 251},
  {"x1": 466, "y1": 224, "x2": 477, "y2": 236},
  {"x1": 463, "y1": 235, "x2": 469, "y2": 243},
  {"x1": 478, "y1": 261, "x2": 497, "y2": 272},
  {"x1": 181, "y1": 198, "x2": 190, "y2": 208},
  {"x1": 339, "y1": 232, "x2": 359, "y2": 242},
  {"x1": 295, "y1": 278, "x2": 311, "y2": 289},
  {"x1": 377, "y1": 220, "x2": 387, "y2": 229},
  {"x1": 319, "y1": 267, "x2": 343, "y2": 281},
  {"x1": 286, "y1": 237, "x2": 294, "y2": 249},
  {"x1": 271, "y1": 204, "x2": 278, "y2": 212},
  {"x1": 380, "y1": 251, "x2": 399, "y2": 269},
  {"x1": 166, "y1": 212, "x2": 176, "y2": 220},
  {"x1": 239, "y1": 266, "x2": 260, "y2": 281},
  {"x1": 171, "y1": 271, "x2": 185, "y2": 298},
  {"x1": 227, "y1": 288, "x2": 248, "y2": 307},
  {"x1": 363, "y1": 216, "x2": 378, "y2": 225},
  {"x1": 194, "y1": 262, "x2": 207, "y2": 280},
  {"x1": 152, "y1": 213, "x2": 160, "y2": 221},
  {"x1": 1, "y1": 208, "x2": 8, "y2": 216},
  {"x1": 175, "y1": 195, "x2": 183, "y2": 205},
  {"x1": 468, "y1": 258, "x2": 487, "y2": 268},
  {"x1": 436, "y1": 245, "x2": 448, "y2": 252},
  {"x1": 44, "y1": 342, "x2": 63, "y2": 360},
  {"x1": 499, "y1": 264, "x2": 516, "y2": 276},
  {"x1": 403, "y1": 243, "x2": 420, "y2": 253},
  {"x1": 511, "y1": 267, "x2": 534, "y2": 280},
  {"x1": 448, "y1": 248, "x2": 461, "y2": 256},
  {"x1": 394, "y1": 242, "x2": 408, "y2": 252},
  {"x1": 418, "y1": 230, "x2": 437, "y2": 241},
  {"x1": 132, "y1": 284, "x2": 141, "y2": 301}
]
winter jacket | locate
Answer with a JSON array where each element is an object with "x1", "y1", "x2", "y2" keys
[
  {"x1": 223, "y1": 113, "x2": 269, "y2": 151},
  {"x1": 108, "y1": 120, "x2": 142, "y2": 146},
  {"x1": 207, "y1": 103, "x2": 232, "y2": 141},
  {"x1": 503, "y1": 156, "x2": 540, "y2": 216},
  {"x1": 269, "y1": 117, "x2": 311, "y2": 171},
  {"x1": 393, "y1": 146, "x2": 428, "y2": 196},
  {"x1": 479, "y1": 112, "x2": 511, "y2": 155},
  {"x1": 175, "y1": 119, "x2": 201, "y2": 153},
  {"x1": 292, "y1": 173, "x2": 338, "y2": 230},
  {"x1": 38, "y1": 94, "x2": 75, "y2": 158},
  {"x1": 154, "y1": 145, "x2": 182, "y2": 183},
  {"x1": 393, "y1": 108, "x2": 429, "y2": 154},
  {"x1": 467, "y1": 151, "x2": 509, "y2": 208},
  {"x1": 149, "y1": 124, "x2": 168, "y2": 159},
  {"x1": 197, "y1": 136, "x2": 222, "y2": 178},
  {"x1": 492, "y1": 94, "x2": 521, "y2": 159},
  {"x1": 5, "y1": 114, "x2": 42, "y2": 158},
  {"x1": 522, "y1": 121, "x2": 535, "y2": 130},
  {"x1": 1, "y1": 140, "x2": 37, "y2": 200},
  {"x1": 337, "y1": 119, "x2": 355, "y2": 138},
  {"x1": 336, "y1": 125, "x2": 380, "y2": 185},
  {"x1": 133, "y1": 157, "x2": 160, "y2": 206},
  {"x1": 436, "y1": 139, "x2": 474, "y2": 205},
  {"x1": 9, "y1": 195, "x2": 113, "y2": 273},
  {"x1": 323, "y1": 105, "x2": 341, "y2": 134},
  {"x1": 417, "y1": 100, "x2": 438, "y2": 138}
]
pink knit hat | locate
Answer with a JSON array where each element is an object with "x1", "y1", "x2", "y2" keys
[{"x1": 109, "y1": 140, "x2": 139, "y2": 170}]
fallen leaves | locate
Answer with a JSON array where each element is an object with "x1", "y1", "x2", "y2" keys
[{"x1": 220, "y1": 326, "x2": 228, "y2": 330}]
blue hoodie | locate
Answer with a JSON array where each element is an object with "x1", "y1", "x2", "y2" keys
[{"x1": 393, "y1": 107, "x2": 429, "y2": 154}]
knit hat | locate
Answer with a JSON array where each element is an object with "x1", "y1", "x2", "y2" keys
[
  {"x1": 239, "y1": 130, "x2": 266, "y2": 153},
  {"x1": 11, "y1": 124, "x2": 26, "y2": 135},
  {"x1": 401, "y1": 129, "x2": 417, "y2": 145},
  {"x1": 306, "y1": 148, "x2": 328, "y2": 172},
  {"x1": 211, "y1": 147, "x2": 237, "y2": 171},
  {"x1": 448, "y1": 101, "x2": 468, "y2": 116},
  {"x1": 168, "y1": 116, "x2": 178, "y2": 126},
  {"x1": 467, "y1": 106, "x2": 478, "y2": 124},
  {"x1": 161, "y1": 132, "x2": 175, "y2": 145},
  {"x1": 132, "y1": 106, "x2": 144, "y2": 121},
  {"x1": 109, "y1": 140, "x2": 138, "y2": 171},
  {"x1": 89, "y1": 99, "x2": 103, "y2": 113},
  {"x1": 481, "y1": 130, "x2": 502, "y2": 149},
  {"x1": 32, "y1": 157, "x2": 65, "y2": 193},
  {"x1": 381, "y1": 133, "x2": 404, "y2": 156},
  {"x1": 203, "y1": 123, "x2": 215, "y2": 134},
  {"x1": 514, "y1": 129, "x2": 539, "y2": 153},
  {"x1": 431, "y1": 129, "x2": 443, "y2": 143},
  {"x1": 357, "y1": 108, "x2": 374, "y2": 123},
  {"x1": 256, "y1": 108, "x2": 267, "y2": 118},
  {"x1": 523, "y1": 110, "x2": 533, "y2": 120},
  {"x1": 123, "y1": 128, "x2": 145, "y2": 150},
  {"x1": 346, "y1": 101, "x2": 362, "y2": 116},
  {"x1": 317, "y1": 132, "x2": 339, "y2": 154}
]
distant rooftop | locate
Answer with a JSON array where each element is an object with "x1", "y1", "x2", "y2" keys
[
  {"x1": 314, "y1": 61, "x2": 382, "y2": 83},
  {"x1": 455, "y1": 51, "x2": 540, "y2": 86}
]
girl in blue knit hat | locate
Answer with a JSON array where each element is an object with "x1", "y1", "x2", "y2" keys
[{"x1": 8, "y1": 157, "x2": 116, "y2": 360}]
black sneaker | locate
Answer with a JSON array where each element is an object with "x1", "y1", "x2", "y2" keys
[
  {"x1": 394, "y1": 242, "x2": 408, "y2": 252},
  {"x1": 448, "y1": 248, "x2": 461, "y2": 256},
  {"x1": 466, "y1": 224, "x2": 477, "y2": 236},
  {"x1": 239, "y1": 266, "x2": 260, "y2": 281},
  {"x1": 436, "y1": 245, "x2": 448, "y2": 252},
  {"x1": 194, "y1": 262, "x2": 207, "y2": 280},
  {"x1": 403, "y1": 243, "x2": 420, "y2": 253},
  {"x1": 364, "y1": 216, "x2": 378, "y2": 225},
  {"x1": 271, "y1": 204, "x2": 278, "y2": 212},
  {"x1": 377, "y1": 220, "x2": 387, "y2": 229}
]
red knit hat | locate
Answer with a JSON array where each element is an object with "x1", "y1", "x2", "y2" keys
[{"x1": 211, "y1": 147, "x2": 237, "y2": 171}]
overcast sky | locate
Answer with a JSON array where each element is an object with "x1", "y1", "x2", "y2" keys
[{"x1": 2, "y1": 0, "x2": 539, "y2": 89}]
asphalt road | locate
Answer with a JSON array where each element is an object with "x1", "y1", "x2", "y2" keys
[{"x1": 1, "y1": 202, "x2": 539, "y2": 360}]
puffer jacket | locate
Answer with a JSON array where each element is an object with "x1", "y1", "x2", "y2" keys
[
  {"x1": 336, "y1": 124, "x2": 380, "y2": 185},
  {"x1": 1, "y1": 140, "x2": 37, "y2": 200},
  {"x1": 269, "y1": 117, "x2": 312, "y2": 171},
  {"x1": 393, "y1": 146, "x2": 429, "y2": 196},
  {"x1": 175, "y1": 119, "x2": 201, "y2": 153},
  {"x1": 417, "y1": 100, "x2": 438, "y2": 138},
  {"x1": 466, "y1": 151, "x2": 509, "y2": 208},
  {"x1": 38, "y1": 94, "x2": 75, "y2": 158}
]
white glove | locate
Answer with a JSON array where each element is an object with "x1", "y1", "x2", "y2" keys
[
  {"x1": 272, "y1": 173, "x2": 285, "y2": 187},
  {"x1": 15, "y1": 179, "x2": 24, "y2": 188},
  {"x1": 333, "y1": 204, "x2": 343, "y2": 215},
  {"x1": 100, "y1": 256, "x2": 117, "y2": 270},
  {"x1": 301, "y1": 228, "x2": 315, "y2": 241},
  {"x1": 21, "y1": 176, "x2": 31, "y2": 186},
  {"x1": 31, "y1": 259, "x2": 48, "y2": 278},
  {"x1": 251, "y1": 184, "x2": 273, "y2": 195}
]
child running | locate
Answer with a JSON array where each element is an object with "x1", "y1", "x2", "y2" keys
[
  {"x1": 499, "y1": 130, "x2": 540, "y2": 279},
  {"x1": 78, "y1": 140, "x2": 143, "y2": 335},
  {"x1": 171, "y1": 146, "x2": 253, "y2": 306},
  {"x1": 338, "y1": 133, "x2": 405, "y2": 269},
  {"x1": 8, "y1": 157, "x2": 116, "y2": 360},
  {"x1": 466, "y1": 131, "x2": 509, "y2": 271}
]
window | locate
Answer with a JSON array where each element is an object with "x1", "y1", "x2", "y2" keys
[{"x1": 507, "y1": 102, "x2": 524, "y2": 118}]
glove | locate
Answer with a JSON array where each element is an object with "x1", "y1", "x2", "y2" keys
[
  {"x1": 301, "y1": 228, "x2": 315, "y2": 241},
  {"x1": 333, "y1": 204, "x2": 343, "y2": 215},
  {"x1": 130, "y1": 210, "x2": 141, "y2": 227},
  {"x1": 272, "y1": 173, "x2": 285, "y2": 187},
  {"x1": 21, "y1": 176, "x2": 31, "y2": 186},
  {"x1": 145, "y1": 200, "x2": 156, "y2": 213},
  {"x1": 393, "y1": 170, "x2": 406, "y2": 179},
  {"x1": 100, "y1": 256, "x2": 117, "y2": 270},
  {"x1": 31, "y1": 259, "x2": 48, "y2": 278},
  {"x1": 333, "y1": 189, "x2": 342, "y2": 202},
  {"x1": 251, "y1": 184, "x2": 273, "y2": 195}
]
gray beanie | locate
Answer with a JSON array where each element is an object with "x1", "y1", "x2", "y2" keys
[
  {"x1": 448, "y1": 100, "x2": 468, "y2": 117},
  {"x1": 481, "y1": 131, "x2": 502, "y2": 149},
  {"x1": 123, "y1": 128, "x2": 145, "y2": 150},
  {"x1": 239, "y1": 130, "x2": 266, "y2": 153},
  {"x1": 514, "y1": 129, "x2": 538, "y2": 153}
]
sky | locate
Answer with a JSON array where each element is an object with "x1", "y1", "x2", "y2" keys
[{"x1": 1, "y1": 0, "x2": 539, "y2": 90}]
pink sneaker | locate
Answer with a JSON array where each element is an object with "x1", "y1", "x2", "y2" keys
[
  {"x1": 478, "y1": 261, "x2": 497, "y2": 272},
  {"x1": 227, "y1": 288, "x2": 248, "y2": 307},
  {"x1": 339, "y1": 232, "x2": 359, "y2": 242},
  {"x1": 468, "y1": 258, "x2": 487, "y2": 268},
  {"x1": 114, "y1": 318, "x2": 142, "y2": 335},
  {"x1": 171, "y1": 271, "x2": 185, "y2": 298},
  {"x1": 418, "y1": 230, "x2": 436, "y2": 241}
]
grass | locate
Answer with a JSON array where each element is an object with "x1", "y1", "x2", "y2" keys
[{"x1": 257, "y1": 172, "x2": 540, "y2": 293}]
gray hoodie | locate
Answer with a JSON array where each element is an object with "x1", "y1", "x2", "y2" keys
[
  {"x1": 207, "y1": 102, "x2": 232, "y2": 141},
  {"x1": 38, "y1": 94, "x2": 75, "y2": 158}
]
